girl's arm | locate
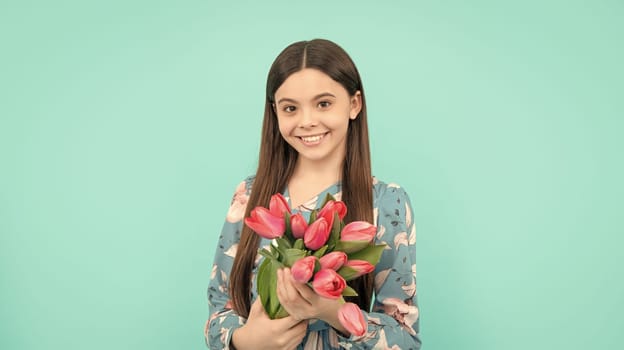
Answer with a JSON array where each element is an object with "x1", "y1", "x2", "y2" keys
[
  {"x1": 204, "y1": 180, "x2": 250, "y2": 349},
  {"x1": 336, "y1": 185, "x2": 422, "y2": 349},
  {"x1": 204, "y1": 219, "x2": 246, "y2": 349}
]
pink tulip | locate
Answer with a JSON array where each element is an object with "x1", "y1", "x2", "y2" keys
[
  {"x1": 319, "y1": 251, "x2": 347, "y2": 271},
  {"x1": 244, "y1": 207, "x2": 285, "y2": 239},
  {"x1": 337, "y1": 302, "x2": 367, "y2": 336},
  {"x1": 335, "y1": 201, "x2": 347, "y2": 219},
  {"x1": 290, "y1": 213, "x2": 308, "y2": 239},
  {"x1": 269, "y1": 193, "x2": 291, "y2": 218},
  {"x1": 304, "y1": 217, "x2": 330, "y2": 250},
  {"x1": 320, "y1": 200, "x2": 347, "y2": 220},
  {"x1": 318, "y1": 200, "x2": 347, "y2": 230},
  {"x1": 291, "y1": 256, "x2": 317, "y2": 283},
  {"x1": 340, "y1": 221, "x2": 376, "y2": 243},
  {"x1": 338, "y1": 259, "x2": 375, "y2": 280},
  {"x1": 311, "y1": 268, "x2": 346, "y2": 299}
]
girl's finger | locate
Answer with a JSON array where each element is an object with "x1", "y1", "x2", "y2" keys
[
  {"x1": 281, "y1": 269, "x2": 301, "y2": 303},
  {"x1": 274, "y1": 315, "x2": 304, "y2": 330},
  {"x1": 276, "y1": 272, "x2": 290, "y2": 310},
  {"x1": 277, "y1": 269, "x2": 292, "y2": 301},
  {"x1": 249, "y1": 298, "x2": 266, "y2": 318},
  {"x1": 292, "y1": 282, "x2": 316, "y2": 303},
  {"x1": 286, "y1": 269, "x2": 313, "y2": 305},
  {"x1": 284, "y1": 320, "x2": 308, "y2": 348}
]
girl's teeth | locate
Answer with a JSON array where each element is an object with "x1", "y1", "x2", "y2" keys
[{"x1": 301, "y1": 134, "x2": 324, "y2": 142}]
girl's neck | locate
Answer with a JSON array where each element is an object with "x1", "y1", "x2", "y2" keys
[
  {"x1": 287, "y1": 158, "x2": 343, "y2": 209},
  {"x1": 291, "y1": 157, "x2": 342, "y2": 185}
]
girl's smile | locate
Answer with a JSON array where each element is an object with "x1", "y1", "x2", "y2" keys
[{"x1": 298, "y1": 132, "x2": 329, "y2": 146}]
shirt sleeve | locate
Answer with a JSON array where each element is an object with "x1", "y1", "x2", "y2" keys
[
  {"x1": 337, "y1": 184, "x2": 422, "y2": 349},
  {"x1": 204, "y1": 180, "x2": 250, "y2": 349}
]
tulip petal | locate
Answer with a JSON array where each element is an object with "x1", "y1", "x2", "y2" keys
[
  {"x1": 291, "y1": 256, "x2": 317, "y2": 283},
  {"x1": 338, "y1": 302, "x2": 367, "y2": 336},
  {"x1": 304, "y1": 217, "x2": 330, "y2": 250},
  {"x1": 319, "y1": 251, "x2": 348, "y2": 270},
  {"x1": 245, "y1": 207, "x2": 285, "y2": 239},
  {"x1": 337, "y1": 259, "x2": 375, "y2": 280},
  {"x1": 340, "y1": 221, "x2": 376, "y2": 242},
  {"x1": 311, "y1": 268, "x2": 346, "y2": 299},
  {"x1": 269, "y1": 193, "x2": 291, "y2": 218},
  {"x1": 335, "y1": 201, "x2": 347, "y2": 219},
  {"x1": 290, "y1": 213, "x2": 308, "y2": 239}
]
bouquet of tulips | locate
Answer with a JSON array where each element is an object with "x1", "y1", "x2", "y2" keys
[{"x1": 244, "y1": 193, "x2": 386, "y2": 336}]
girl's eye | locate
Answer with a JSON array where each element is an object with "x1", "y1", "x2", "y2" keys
[
  {"x1": 283, "y1": 106, "x2": 296, "y2": 113},
  {"x1": 318, "y1": 101, "x2": 331, "y2": 109}
]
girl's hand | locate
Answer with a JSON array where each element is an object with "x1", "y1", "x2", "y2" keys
[
  {"x1": 276, "y1": 268, "x2": 350, "y2": 335},
  {"x1": 231, "y1": 298, "x2": 308, "y2": 350}
]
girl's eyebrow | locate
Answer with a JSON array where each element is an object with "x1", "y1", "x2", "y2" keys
[
  {"x1": 313, "y1": 92, "x2": 336, "y2": 100},
  {"x1": 277, "y1": 92, "x2": 336, "y2": 105}
]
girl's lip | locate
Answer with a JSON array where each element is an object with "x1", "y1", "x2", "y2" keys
[
  {"x1": 298, "y1": 132, "x2": 329, "y2": 145},
  {"x1": 296, "y1": 132, "x2": 328, "y2": 138}
]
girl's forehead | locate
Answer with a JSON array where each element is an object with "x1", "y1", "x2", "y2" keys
[{"x1": 275, "y1": 68, "x2": 347, "y2": 101}]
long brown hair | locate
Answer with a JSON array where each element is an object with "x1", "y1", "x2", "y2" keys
[{"x1": 230, "y1": 39, "x2": 374, "y2": 318}]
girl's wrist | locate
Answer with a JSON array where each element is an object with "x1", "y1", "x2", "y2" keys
[
  {"x1": 230, "y1": 326, "x2": 247, "y2": 350},
  {"x1": 319, "y1": 299, "x2": 349, "y2": 336},
  {"x1": 325, "y1": 314, "x2": 350, "y2": 337}
]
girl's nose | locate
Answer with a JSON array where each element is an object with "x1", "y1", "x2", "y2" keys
[{"x1": 298, "y1": 108, "x2": 318, "y2": 128}]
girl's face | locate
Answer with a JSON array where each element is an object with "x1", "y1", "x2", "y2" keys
[{"x1": 274, "y1": 68, "x2": 361, "y2": 168}]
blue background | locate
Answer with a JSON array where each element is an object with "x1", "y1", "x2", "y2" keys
[{"x1": 1, "y1": 1, "x2": 622, "y2": 349}]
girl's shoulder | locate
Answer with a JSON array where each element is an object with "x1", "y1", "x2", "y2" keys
[
  {"x1": 224, "y1": 175, "x2": 255, "y2": 224},
  {"x1": 371, "y1": 176, "x2": 415, "y2": 230},
  {"x1": 243, "y1": 175, "x2": 255, "y2": 193},
  {"x1": 372, "y1": 176, "x2": 411, "y2": 200},
  {"x1": 231, "y1": 175, "x2": 255, "y2": 196}
]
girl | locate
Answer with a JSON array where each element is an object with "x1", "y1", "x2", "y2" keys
[{"x1": 205, "y1": 39, "x2": 421, "y2": 349}]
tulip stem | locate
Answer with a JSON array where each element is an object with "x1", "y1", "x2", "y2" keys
[{"x1": 259, "y1": 248, "x2": 276, "y2": 261}]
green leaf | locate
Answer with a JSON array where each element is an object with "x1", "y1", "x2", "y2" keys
[
  {"x1": 274, "y1": 241, "x2": 288, "y2": 257},
  {"x1": 268, "y1": 259, "x2": 280, "y2": 318},
  {"x1": 342, "y1": 285, "x2": 359, "y2": 297},
  {"x1": 283, "y1": 213, "x2": 294, "y2": 242},
  {"x1": 276, "y1": 237, "x2": 292, "y2": 249},
  {"x1": 309, "y1": 210, "x2": 317, "y2": 225},
  {"x1": 282, "y1": 248, "x2": 307, "y2": 267},
  {"x1": 258, "y1": 248, "x2": 275, "y2": 260},
  {"x1": 293, "y1": 238, "x2": 304, "y2": 250},
  {"x1": 335, "y1": 240, "x2": 371, "y2": 254},
  {"x1": 257, "y1": 258, "x2": 272, "y2": 314},
  {"x1": 274, "y1": 304, "x2": 289, "y2": 319},
  {"x1": 270, "y1": 244, "x2": 279, "y2": 259},
  {"x1": 313, "y1": 259, "x2": 321, "y2": 274},
  {"x1": 327, "y1": 211, "x2": 341, "y2": 251},
  {"x1": 347, "y1": 244, "x2": 387, "y2": 265},
  {"x1": 319, "y1": 192, "x2": 336, "y2": 209},
  {"x1": 337, "y1": 266, "x2": 360, "y2": 281},
  {"x1": 312, "y1": 245, "x2": 329, "y2": 258}
]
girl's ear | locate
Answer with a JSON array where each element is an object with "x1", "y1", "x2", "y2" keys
[{"x1": 350, "y1": 91, "x2": 362, "y2": 120}]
